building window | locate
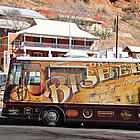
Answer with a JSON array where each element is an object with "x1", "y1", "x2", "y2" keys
[
  {"x1": 34, "y1": 37, "x2": 40, "y2": 42},
  {"x1": 56, "y1": 53, "x2": 65, "y2": 57},
  {"x1": 34, "y1": 37, "x2": 40, "y2": 47},
  {"x1": 86, "y1": 41, "x2": 91, "y2": 46},
  {"x1": 32, "y1": 52, "x2": 44, "y2": 57},
  {"x1": 71, "y1": 40, "x2": 76, "y2": 45},
  {"x1": 0, "y1": 39, "x2": 2, "y2": 51},
  {"x1": 4, "y1": 39, "x2": 7, "y2": 49},
  {"x1": 14, "y1": 40, "x2": 20, "y2": 49},
  {"x1": 136, "y1": 54, "x2": 140, "y2": 59},
  {"x1": 1, "y1": 58, "x2": 4, "y2": 65},
  {"x1": 119, "y1": 54, "x2": 122, "y2": 58}
]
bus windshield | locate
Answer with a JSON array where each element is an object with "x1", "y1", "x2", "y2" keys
[{"x1": 10, "y1": 63, "x2": 21, "y2": 85}]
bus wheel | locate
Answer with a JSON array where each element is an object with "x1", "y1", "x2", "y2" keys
[{"x1": 42, "y1": 109, "x2": 63, "y2": 126}]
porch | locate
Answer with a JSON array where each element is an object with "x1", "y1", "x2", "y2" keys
[{"x1": 21, "y1": 41, "x2": 97, "y2": 51}]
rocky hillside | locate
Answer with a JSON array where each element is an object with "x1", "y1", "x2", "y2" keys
[
  {"x1": 1, "y1": 0, "x2": 139, "y2": 9},
  {"x1": 1, "y1": 0, "x2": 140, "y2": 49}
]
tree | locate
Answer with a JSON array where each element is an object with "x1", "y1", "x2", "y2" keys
[
  {"x1": 1, "y1": 9, "x2": 30, "y2": 32},
  {"x1": 51, "y1": 0, "x2": 88, "y2": 23}
]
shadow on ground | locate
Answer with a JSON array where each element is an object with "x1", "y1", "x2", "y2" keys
[{"x1": 0, "y1": 116, "x2": 140, "y2": 131}]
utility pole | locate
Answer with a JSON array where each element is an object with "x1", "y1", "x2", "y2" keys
[{"x1": 116, "y1": 14, "x2": 118, "y2": 59}]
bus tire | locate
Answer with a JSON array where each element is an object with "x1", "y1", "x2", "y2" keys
[{"x1": 42, "y1": 108, "x2": 63, "y2": 126}]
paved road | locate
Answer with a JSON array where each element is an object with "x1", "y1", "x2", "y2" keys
[{"x1": 0, "y1": 116, "x2": 140, "y2": 140}]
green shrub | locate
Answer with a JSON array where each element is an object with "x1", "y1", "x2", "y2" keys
[
  {"x1": 125, "y1": 0, "x2": 132, "y2": 2},
  {"x1": 92, "y1": 30, "x2": 111, "y2": 40}
]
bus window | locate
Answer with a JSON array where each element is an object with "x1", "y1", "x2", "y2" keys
[
  {"x1": 23, "y1": 71, "x2": 41, "y2": 96},
  {"x1": 23, "y1": 63, "x2": 41, "y2": 86},
  {"x1": 49, "y1": 66, "x2": 88, "y2": 85},
  {"x1": 28, "y1": 72, "x2": 40, "y2": 85},
  {"x1": 10, "y1": 64, "x2": 21, "y2": 85},
  {"x1": 24, "y1": 72, "x2": 40, "y2": 86}
]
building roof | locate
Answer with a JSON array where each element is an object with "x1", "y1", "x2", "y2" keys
[
  {"x1": 125, "y1": 46, "x2": 140, "y2": 52},
  {"x1": 0, "y1": 19, "x2": 30, "y2": 30},
  {"x1": 0, "y1": 6, "x2": 46, "y2": 19},
  {"x1": 18, "y1": 19, "x2": 99, "y2": 40},
  {"x1": 58, "y1": 14, "x2": 103, "y2": 24},
  {"x1": 17, "y1": 56, "x2": 140, "y2": 63},
  {"x1": 79, "y1": 17, "x2": 103, "y2": 24}
]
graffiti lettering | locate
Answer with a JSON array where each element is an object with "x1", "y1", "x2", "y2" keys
[
  {"x1": 98, "y1": 67, "x2": 115, "y2": 81},
  {"x1": 45, "y1": 63, "x2": 140, "y2": 103},
  {"x1": 80, "y1": 70, "x2": 98, "y2": 88},
  {"x1": 70, "y1": 74, "x2": 78, "y2": 94},
  {"x1": 123, "y1": 77, "x2": 140, "y2": 86},
  {"x1": 117, "y1": 64, "x2": 130, "y2": 76},
  {"x1": 46, "y1": 76, "x2": 71, "y2": 103},
  {"x1": 131, "y1": 63, "x2": 140, "y2": 74}
]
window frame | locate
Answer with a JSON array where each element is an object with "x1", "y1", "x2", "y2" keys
[{"x1": 48, "y1": 65, "x2": 88, "y2": 78}]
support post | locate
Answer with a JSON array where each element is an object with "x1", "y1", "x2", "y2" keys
[{"x1": 116, "y1": 15, "x2": 119, "y2": 59}]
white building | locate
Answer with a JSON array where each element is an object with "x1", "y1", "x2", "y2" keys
[{"x1": 101, "y1": 47, "x2": 128, "y2": 58}]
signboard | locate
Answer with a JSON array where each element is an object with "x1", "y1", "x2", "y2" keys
[{"x1": 4, "y1": 51, "x2": 9, "y2": 72}]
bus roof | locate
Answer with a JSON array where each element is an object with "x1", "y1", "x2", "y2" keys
[{"x1": 16, "y1": 56, "x2": 140, "y2": 63}]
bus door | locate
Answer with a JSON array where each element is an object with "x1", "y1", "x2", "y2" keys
[
  {"x1": 22, "y1": 63, "x2": 43, "y2": 102},
  {"x1": 9, "y1": 63, "x2": 42, "y2": 102}
]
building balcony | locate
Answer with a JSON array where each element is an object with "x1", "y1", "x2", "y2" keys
[{"x1": 20, "y1": 41, "x2": 98, "y2": 51}]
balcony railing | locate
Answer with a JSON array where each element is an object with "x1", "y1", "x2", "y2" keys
[{"x1": 21, "y1": 41, "x2": 98, "y2": 51}]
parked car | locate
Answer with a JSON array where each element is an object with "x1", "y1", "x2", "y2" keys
[{"x1": 0, "y1": 73, "x2": 7, "y2": 92}]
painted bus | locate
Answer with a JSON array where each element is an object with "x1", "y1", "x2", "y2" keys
[{"x1": 2, "y1": 56, "x2": 140, "y2": 126}]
